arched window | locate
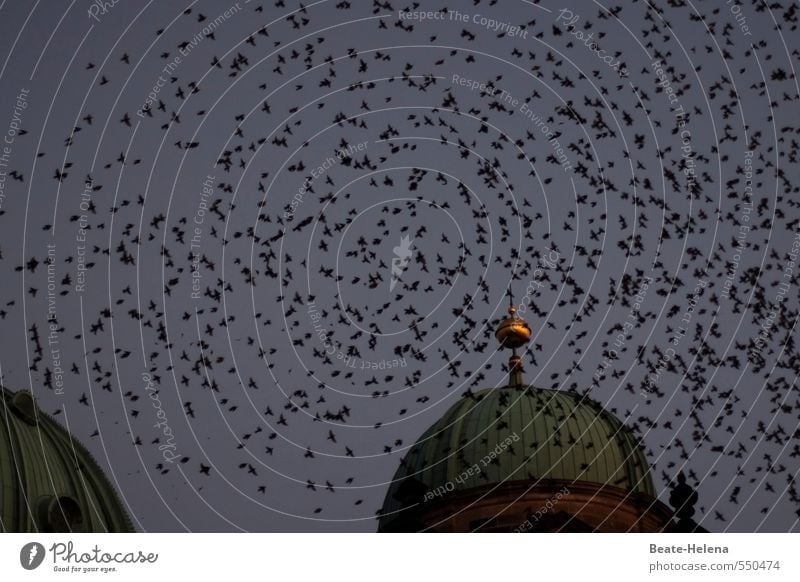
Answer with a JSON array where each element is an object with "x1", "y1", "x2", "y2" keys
[{"x1": 37, "y1": 496, "x2": 84, "y2": 532}]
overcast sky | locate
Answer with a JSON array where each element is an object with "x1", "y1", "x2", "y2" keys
[{"x1": 0, "y1": 0, "x2": 798, "y2": 532}]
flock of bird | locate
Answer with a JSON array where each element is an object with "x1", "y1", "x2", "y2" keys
[{"x1": 0, "y1": 0, "x2": 798, "y2": 531}]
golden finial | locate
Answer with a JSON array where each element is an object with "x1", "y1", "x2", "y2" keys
[
  {"x1": 494, "y1": 299, "x2": 532, "y2": 349},
  {"x1": 494, "y1": 291, "x2": 531, "y2": 386}
]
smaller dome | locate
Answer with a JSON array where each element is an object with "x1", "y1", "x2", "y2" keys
[{"x1": 1, "y1": 386, "x2": 133, "y2": 532}]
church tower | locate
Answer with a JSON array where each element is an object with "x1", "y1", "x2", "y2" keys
[{"x1": 378, "y1": 304, "x2": 703, "y2": 532}]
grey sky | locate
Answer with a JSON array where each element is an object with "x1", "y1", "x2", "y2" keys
[{"x1": 0, "y1": 0, "x2": 798, "y2": 532}]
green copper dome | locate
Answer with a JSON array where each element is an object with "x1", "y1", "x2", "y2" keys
[
  {"x1": 1, "y1": 387, "x2": 133, "y2": 532},
  {"x1": 380, "y1": 385, "x2": 655, "y2": 525}
]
